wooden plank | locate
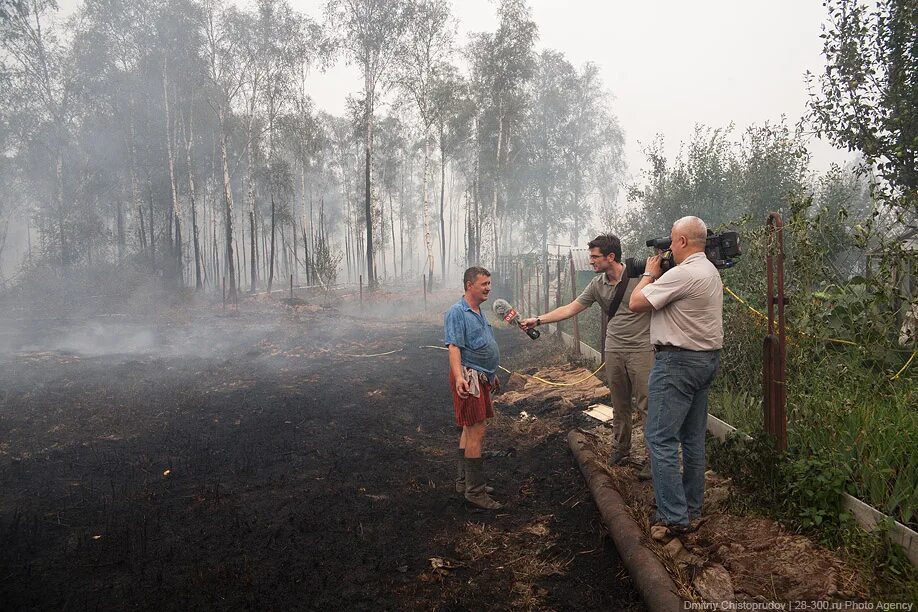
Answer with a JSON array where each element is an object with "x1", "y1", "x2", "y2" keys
[
  {"x1": 707, "y1": 414, "x2": 751, "y2": 442},
  {"x1": 841, "y1": 494, "x2": 918, "y2": 567},
  {"x1": 585, "y1": 403, "x2": 615, "y2": 422}
]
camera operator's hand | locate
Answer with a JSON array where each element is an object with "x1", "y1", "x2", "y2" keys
[
  {"x1": 520, "y1": 317, "x2": 538, "y2": 330},
  {"x1": 645, "y1": 254, "x2": 663, "y2": 280}
]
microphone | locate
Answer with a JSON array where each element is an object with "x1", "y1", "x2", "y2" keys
[{"x1": 493, "y1": 298, "x2": 540, "y2": 339}]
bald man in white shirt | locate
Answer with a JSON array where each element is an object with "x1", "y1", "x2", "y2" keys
[{"x1": 629, "y1": 216, "x2": 723, "y2": 534}]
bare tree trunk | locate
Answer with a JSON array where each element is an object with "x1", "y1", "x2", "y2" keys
[
  {"x1": 55, "y1": 151, "x2": 65, "y2": 268},
  {"x1": 268, "y1": 193, "x2": 276, "y2": 291},
  {"x1": 212, "y1": 217, "x2": 219, "y2": 285},
  {"x1": 303, "y1": 222, "x2": 312, "y2": 286},
  {"x1": 422, "y1": 130, "x2": 434, "y2": 290},
  {"x1": 399, "y1": 152, "x2": 406, "y2": 279},
  {"x1": 491, "y1": 114, "x2": 504, "y2": 270},
  {"x1": 439, "y1": 127, "x2": 447, "y2": 282},
  {"x1": 184, "y1": 108, "x2": 203, "y2": 290},
  {"x1": 219, "y1": 111, "x2": 236, "y2": 297},
  {"x1": 290, "y1": 221, "x2": 297, "y2": 283},
  {"x1": 301, "y1": 161, "x2": 313, "y2": 285},
  {"x1": 388, "y1": 192, "x2": 397, "y2": 279},
  {"x1": 138, "y1": 203, "x2": 147, "y2": 253},
  {"x1": 163, "y1": 60, "x2": 182, "y2": 287},
  {"x1": 246, "y1": 116, "x2": 257, "y2": 292},
  {"x1": 200, "y1": 184, "x2": 208, "y2": 287},
  {"x1": 147, "y1": 176, "x2": 156, "y2": 273},
  {"x1": 129, "y1": 94, "x2": 143, "y2": 259},
  {"x1": 364, "y1": 81, "x2": 376, "y2": 288}
]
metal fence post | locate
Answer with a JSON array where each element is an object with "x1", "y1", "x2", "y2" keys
[{"x1": 570, "y1": 253, "x2": 580, "y2": 355}]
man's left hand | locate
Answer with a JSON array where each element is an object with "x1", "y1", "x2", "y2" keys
[{"x1": 645, "y1": 254, "x2": 663, "y2": 280}]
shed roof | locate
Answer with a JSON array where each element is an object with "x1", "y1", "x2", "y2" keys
[{"x1": 570, "y1": 248, "x2": 594, "y2": 272}]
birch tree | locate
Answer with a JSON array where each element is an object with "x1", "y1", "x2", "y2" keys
[
  {"x1": 201, "y1": 0, "x2": 249, "y2": 298},
  {"x1": 325, "y1": 0, "x2": 411, "y2": 288},
  {"x1": 395, "y1": 0, "x2": 453, "y2": 288}
]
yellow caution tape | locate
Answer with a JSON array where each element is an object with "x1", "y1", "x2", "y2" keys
[
  {"x1": 891, "y1": 350, "x2": 916, "y2": 381},
  {"x1": 420, "y1": 345, "x2": 606, "y2": 387},
  {"x1": 723, "y1": 285, "x2": 913, "y2": 380},
  {"x1": 723, "y1": 285, "x2": 858, "y2": 346}
]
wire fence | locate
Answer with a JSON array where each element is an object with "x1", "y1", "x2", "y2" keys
[{"x1": 494, "y1": 218, "x2": 916, "y2": 526}]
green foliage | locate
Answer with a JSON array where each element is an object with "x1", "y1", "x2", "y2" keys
[
  {"x1": 708, "y1": 199, "x2": 917, "y2": 529},
  {"x1": 708, "y1": 432, "x2": 785, "y2": 511},
  {"x1": 807, "y1": 0, "x2": 918, "y2": 215},
  {"x1": 618, "y1": 120, "x2": 808, "y2": 256},
  {"x1": 784, "y1": 453, "x2": 851, "y2": 530}
]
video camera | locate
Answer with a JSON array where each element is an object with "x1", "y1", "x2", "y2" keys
[{"x1": 625, "y1": 230, "x2": 741, "y2": 277}]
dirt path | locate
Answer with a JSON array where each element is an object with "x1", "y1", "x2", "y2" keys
[{"x1": 0, "y1": 305, "x2": 642, "y2": 610}]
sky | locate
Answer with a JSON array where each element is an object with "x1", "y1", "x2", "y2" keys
[
  {"x1": 300, "y1": 0, "x2": 853, "y2": 181},
  {"x1": 54, "y1": 0, "x2": 852, "y2": 186}
]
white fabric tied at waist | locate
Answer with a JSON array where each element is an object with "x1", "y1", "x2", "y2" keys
[{"x1": 463, "y1": 366, "x2": 489, "y2": 398}]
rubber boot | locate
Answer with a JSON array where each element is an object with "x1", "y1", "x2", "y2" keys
[
  {"x1": 456, "y1": 450, "x2": 493, "y2": 494},
  {"x1": 464, "y1": 457, "x2": 503, "y2": 510}
]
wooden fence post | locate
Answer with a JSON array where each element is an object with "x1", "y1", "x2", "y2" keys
[
  {"x1": 556, "y1": 258, "x2": 562, "y2": 336},
  {"x1": 535, "y1": 264, "x2": 540, "y2": 315}
]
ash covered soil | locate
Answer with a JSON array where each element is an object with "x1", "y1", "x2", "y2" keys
[{"x1": 0, "y1": 298, "x2": 643, "y2": 611}]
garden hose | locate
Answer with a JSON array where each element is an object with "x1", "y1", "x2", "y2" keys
[{"x1": 339, "y1": 348, "x2": 404, "y2": 358}]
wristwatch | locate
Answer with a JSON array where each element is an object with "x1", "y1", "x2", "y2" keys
[
  {"x1": 535, "y1": 317, "x2": 542, "y2": 326},
  {"x1": 641, "y1": 272, "x2": 657, "y2": 280}
]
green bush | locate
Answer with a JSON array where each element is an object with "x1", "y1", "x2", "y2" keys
[{"x1": 710, "y1": 202, "x2": 917, "y2": 528}]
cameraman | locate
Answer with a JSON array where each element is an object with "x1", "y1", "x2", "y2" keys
[
  {"x1": 521, "y1": 234, "x2": 653, "y2": 475},
  {"x1": 629, "y1": 216, "x2": 723, "y2": 533}
]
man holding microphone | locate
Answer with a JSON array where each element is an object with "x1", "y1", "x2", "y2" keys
[
  {"x1": 629, "y1": 216, "x2": 723, "y2": 533},
  {"x1": 520, "y1": 234, "x2": 653, "y2": 476}
]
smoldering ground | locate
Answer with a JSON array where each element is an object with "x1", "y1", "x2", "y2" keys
[{"x1": 0, "y1": 273, "x2": 641, "y2": 610}]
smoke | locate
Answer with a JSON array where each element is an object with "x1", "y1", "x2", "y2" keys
[{"x1": 35, "y1": 321, "x2": 158, "y2": 356}]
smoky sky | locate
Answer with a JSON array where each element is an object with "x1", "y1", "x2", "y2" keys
[{"x1": 52, "y1": 0, "x2": 852, "y2": 186}]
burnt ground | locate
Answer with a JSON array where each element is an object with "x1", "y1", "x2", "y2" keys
[{"x1": 0, "y1": 297, "x2": 643, "y2": 611}]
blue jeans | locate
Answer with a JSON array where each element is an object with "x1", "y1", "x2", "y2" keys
[{"x1": 645, "y1": 349, "x2": 721, "y2": 527}]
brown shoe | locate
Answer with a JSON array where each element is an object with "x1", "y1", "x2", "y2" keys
[{"x1": 464, "y1": 457, "x2": 503, "y2": 510}]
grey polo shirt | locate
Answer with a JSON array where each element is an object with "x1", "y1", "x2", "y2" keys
[
  {"x1": 576, "y1": 272, "x2": 652, "y2": 352},
  {"x1": 641, "y1": 252, "x2": 724, "y2": 351}
]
